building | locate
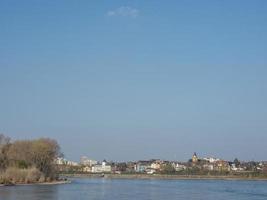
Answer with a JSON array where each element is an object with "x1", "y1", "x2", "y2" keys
[
  {"x1": 83, "y1": 166, "x2": 92, "y2": 173},
  {"x1": 67, "y1": 161, "x2": 79, "y2": 166},
  {"x1": 203, "y1": 164, "x2": 214, "y2": 171},
  {"x1": 151, "y1": 161, "x2": 162, "y2": 171},
  {"x1": 80, "y1": 156, "x2": 98, "y2": 166},
  {"x1": 215, "y1": 160, "x2": 230, "y2": 171},
  {"x1": 134, "y1": 161, "x2": 151, "y2": 173},
  {"x1": 91, "y1": 165, "x2": 103, "y2": 173},
  {"x1": 146, "y1": 168, "x2": 156, "y2": 174},
  {"x1": 55, "y1": 157, "x2": 67, "y2": 165},
  {"x1": 230, "y1": 163, "x2": 244, "y2": 171},
  {"x1": 192, "y1": 152, "x2": 198, "y2": 163},
  {"x1": 172, "y1": 163, "x2": 187, "y2": 171},
  {"x1": 91, "y1": 161, "x2": 111, "y2": 173},
  {"x1": 203, "y1": 157, "x2": 220, "y2": 163},
  {"x1": 55, "y1": 157, "x2": 78, "y2": 166}
]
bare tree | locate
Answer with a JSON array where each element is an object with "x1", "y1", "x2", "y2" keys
[
  {"x1": 0, "y1": 134, "x2": 10, "y2": 147},
  {"x1": 0, "y1": 134, "x2": 11, "y2": 170},
  {"x1": 5, "y1": 136, "x2": 62, "y2": 179},
  {"x1": 7, "y1": 140, "x2": 33, "y2": 168},
  {"x1": 31, "y1": 138, "x2": 61, "y2": 178}
]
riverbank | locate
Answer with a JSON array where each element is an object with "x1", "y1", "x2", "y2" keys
[
  {"x1": 0, "y1": 180, "x2": 71, "y2": 187},
  {"x1": 63, "y1": 173, "x2": 267, "y2": 181}
]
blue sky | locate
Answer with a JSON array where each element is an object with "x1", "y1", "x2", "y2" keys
[{"x1": 0, "y1": 0, "x2": 267, "y2": 162}]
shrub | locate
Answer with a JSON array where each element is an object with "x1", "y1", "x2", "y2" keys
[
  {"x1": 4, "y1": 167, "x2": 27, "y2": 183},
  {"x1": 26, "y1": 167, "x2": 42, "y2": 183},
  {"x1": 39, "y1": 174, "x2": 46, "y2": 183},
  {"x1": 2, "y1": 167, "x2": 44, "y2": 184}
]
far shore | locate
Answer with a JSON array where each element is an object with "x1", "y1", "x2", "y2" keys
[
  {"x1": 62, "y1": 173, "x2": 267, "y2": 181},
  {"x1": 0, "y1": 180, "x2": 71, "y2": 187}
]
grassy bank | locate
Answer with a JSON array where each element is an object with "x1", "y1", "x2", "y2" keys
[{"x1": 0, "y1": 180, "x2": 71, "y2": 187}]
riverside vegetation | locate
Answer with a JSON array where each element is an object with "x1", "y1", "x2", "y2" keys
[{"x1": 0, "y1": 134, "x2": 61, "y2": 185}]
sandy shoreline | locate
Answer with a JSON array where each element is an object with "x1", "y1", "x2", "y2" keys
[{"x1": 63, "y1": 174, "x2": 267, "y2": 181}]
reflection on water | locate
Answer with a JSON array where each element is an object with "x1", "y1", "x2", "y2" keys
[{"x1": 1, "y1": 178, "x2": 267, "y2": 200}]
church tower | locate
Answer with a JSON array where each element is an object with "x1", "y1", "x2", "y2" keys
[{"x1": 192, "y1": 152, "x2": 198, "y2": 163}]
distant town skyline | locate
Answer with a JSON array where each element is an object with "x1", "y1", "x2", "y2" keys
[{"x1": 1, "y1": 1, "x2": 267, "y2": 162}]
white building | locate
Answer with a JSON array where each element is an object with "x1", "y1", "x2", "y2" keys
[
  {"x1": 203, "y1": 157, "x2": 220, "y2": 163},
  {"x1": 55, "y1": 157, "x2": 66, "y2": 165},
  {"x1": 67, "y1": 161, "x2": 79, "y2": 166},
  {"x1": 146, "y1": 168, "x2": 156, "y2": 174},
  {"x1": 230, "y1": 164, "x2": 244, "y2": 171},
  {"x1": 91, "y1": 161, "x2": 111, "y2": 173},
  {"x1": 81, "y1": 156, "x2": 98, "y2": 166},
  {"x1": 172, "y1": 163, "x2": 187, "y2": 171},
  {"x1": 55, "y1": 157, "x2": 78, "y2": 166}
]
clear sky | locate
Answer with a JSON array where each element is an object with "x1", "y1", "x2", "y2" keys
[{"x1": 1, "y1": 0, "x2": 267, "y2": 162}]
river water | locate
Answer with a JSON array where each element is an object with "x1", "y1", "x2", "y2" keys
[{"x1": 0, "y1": 178, "x2": 267, "y2": 200}]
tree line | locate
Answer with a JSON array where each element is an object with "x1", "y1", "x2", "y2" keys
[{"x1": 0, "y1": 134, "x2": 61, "y2": 184}]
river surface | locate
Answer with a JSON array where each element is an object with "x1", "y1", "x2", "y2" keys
[{"x1": 0, "y1": 178, "x2": 267, "y2": 200}]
